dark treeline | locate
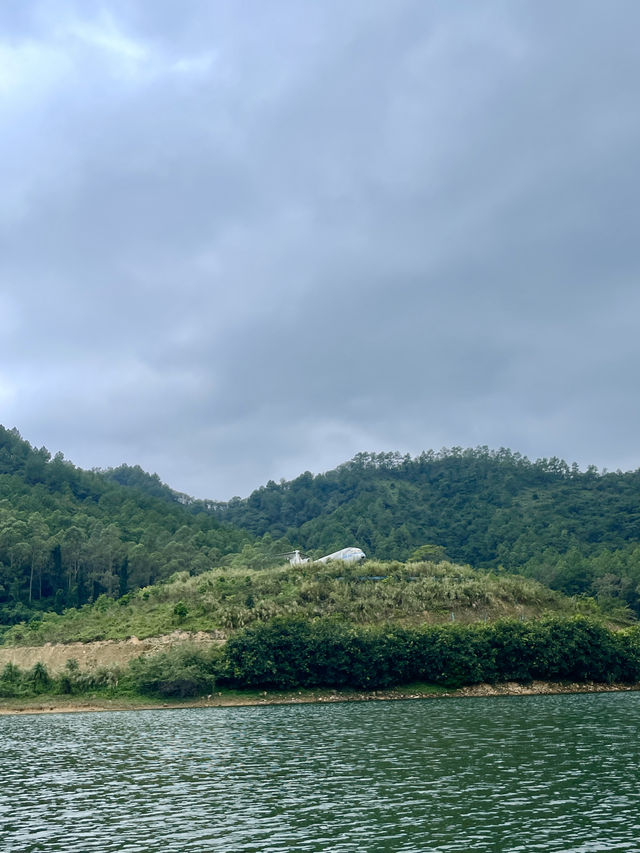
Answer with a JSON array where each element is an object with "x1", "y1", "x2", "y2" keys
[
  {"x1": 3, "y1": 616, "x2": 640, "y2": 699},
  {"x1": 214, "y1": 449, "x2": 640, "y2": 613},
  {"x1": 0, "y1": 426, "x2": 249, "y2": 624}
]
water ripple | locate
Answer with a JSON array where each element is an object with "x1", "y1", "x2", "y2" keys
[{"x1": 2, "y1": 693, "x2": 640, "y2": 852}]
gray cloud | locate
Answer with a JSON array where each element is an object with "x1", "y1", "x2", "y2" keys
[{"x1": 1, "y1": 1, "x2": 640, "y2": 497}]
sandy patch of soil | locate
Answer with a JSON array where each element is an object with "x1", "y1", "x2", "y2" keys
[{"x1": 0, "y1": 631, "x2": 223, "y2": 674}]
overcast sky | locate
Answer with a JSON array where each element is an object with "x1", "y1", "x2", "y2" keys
[{"x1": 1, "y1": 1, "x2": 639, "y2": 499}]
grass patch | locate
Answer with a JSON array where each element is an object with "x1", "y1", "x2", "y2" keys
[{"x1": 2, "y1": 559, "x2": 616, "y2": 647}]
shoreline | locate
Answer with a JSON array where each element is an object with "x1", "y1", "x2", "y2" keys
[{"x1": 2, "y1": 679, "x2": 639, "y2": 716}]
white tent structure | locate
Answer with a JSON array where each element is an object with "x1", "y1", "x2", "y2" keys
[
  {"x1": 288, "y1": 547, "x2": 365, "y2": 565},
  {"x1": 315, "y1": 547, "x2": 366, "y2": 564}
]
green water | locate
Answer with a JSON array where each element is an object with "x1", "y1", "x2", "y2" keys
[{"x1": 2, "y1": 693, "x2": 640, "y2": 851}]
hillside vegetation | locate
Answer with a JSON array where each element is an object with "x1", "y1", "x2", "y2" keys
[
  {"x1": 3, "y1": 426, "x2": 640, "y2": 633},
  {"x1": 1, "y1": 559, "x2": 611, "y2": 648},
  {"x1": 0, "y1": 426, "x2": 253, "y2": 624},
  {"x1": 3, "y1": 614, "x2": 640, "y2": 702},
  {"x1": 214, "y1": 449, "x2": 640, "y2": 613}
]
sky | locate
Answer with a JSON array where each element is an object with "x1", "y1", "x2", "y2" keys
[{"x1": 1, "y1": 1, "x2": 640, "y2": 500}]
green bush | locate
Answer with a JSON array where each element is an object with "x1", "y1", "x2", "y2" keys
[
  {"x1": 223, "y1": 619, "x2": 315, "y2": 689},
  {"x1": 221, "y1": 616, "x2": 640, "y2": 691},
  {"x1": 128, "y1": 644, "x2": 220, "y2": 697},
  {"x1": 2, "y1": 616, "x2": 639, "y2": 700},
  {"x1": 56, "y1": 658, "x2": 121, "y2": 694},
  {"x1": 24, "y1": 662, "x2": 52, "y2": 694},
  {"x1": 0, "y1": 662, "x2": 24, "y2": 697},
  {"x1": 172, "y1": 600, "x2": 188, "y2": 623}
]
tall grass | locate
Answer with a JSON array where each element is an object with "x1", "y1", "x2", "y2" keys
[{"x1": 1, "y1": 560, "x2": 620, "y2": 647}]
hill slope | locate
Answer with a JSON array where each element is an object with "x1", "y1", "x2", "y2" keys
[
  {"x1": 3, "y1": 427, "x2": 640, "y2": 626},
  {"x1": 0, "y1": 426, "x2": 252, "y2": 623},
  {"x1": 1, "y1": 558, "x2": 599, "y2": 647},
  {"x1": 214, "y1": 449, "x2": 640, "y2": 612}
]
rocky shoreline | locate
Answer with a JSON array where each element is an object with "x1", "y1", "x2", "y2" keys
[{"x1": 1, "y1": 679, "x2": 638, "y2": 716}]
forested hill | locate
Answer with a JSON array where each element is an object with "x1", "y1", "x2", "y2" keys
[
  {"x1": 4, "y1": 425, "x2": 640, "y2": 625},
  {"x1": 214, "y1": 449, "x2": 640, "y2": 613},
  {"x1": 0, "y1": 426, "x2": 251, "y2": 624}
]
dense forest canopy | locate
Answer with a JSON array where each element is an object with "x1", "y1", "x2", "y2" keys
[{"x1": 0, "y1": 426, "x2": 252, "y2": 624}]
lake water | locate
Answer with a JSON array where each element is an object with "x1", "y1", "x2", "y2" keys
[{"x1": 2, "y1": 693, "x2": 640, "y2": 852}]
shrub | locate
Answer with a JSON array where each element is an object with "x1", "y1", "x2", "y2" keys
[
  {"x1": 223, "y1": 619, "x2": 315, "y2": 689},
  {"x1": 173, "y1": 600, "x2": 188, "y2": 623},
  {"x1": 220, "y1": 616, "x2": 640, "y2": 691},
  {"x1": 128, "y1": 644, "x2": 220, "y2": 697},
  {"x1": 0, "y1": 662, "x2": 24, "y2": 697},
  {"x1": 24, "y1": 662, "x2": 52, "y2": 694},
  {"x1": 56, "y1": 658, "x2": 122, "y2": 694}
]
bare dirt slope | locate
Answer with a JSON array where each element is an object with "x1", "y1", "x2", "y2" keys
[{"x1": 0, "y1": 631, "x2": 224, "y2": 674}]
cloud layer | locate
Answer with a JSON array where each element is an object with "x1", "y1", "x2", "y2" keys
[{"x1": 2, "y1": 1, "x2": 640, "y2": 497}]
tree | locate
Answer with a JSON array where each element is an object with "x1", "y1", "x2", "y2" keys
[{"x1": 408, "y1": 544, "x2": 448, "y2": 563}]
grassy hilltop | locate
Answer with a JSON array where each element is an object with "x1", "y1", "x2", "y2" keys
[{"x1": 1, "y1": 558, "x2": 613, "y2": 648}]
